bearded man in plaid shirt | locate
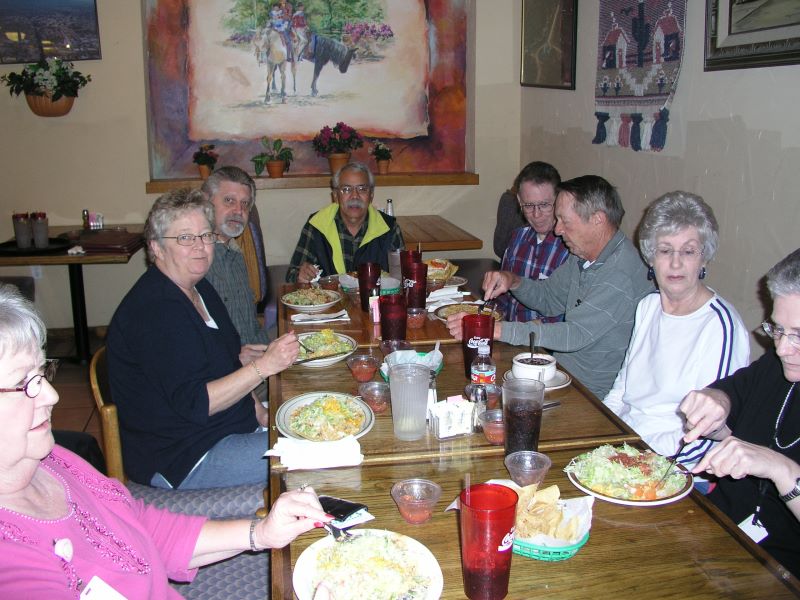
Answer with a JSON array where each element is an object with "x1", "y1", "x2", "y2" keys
[{"x1": 496, "y1": 161, "x2": 569, "y2": 322}]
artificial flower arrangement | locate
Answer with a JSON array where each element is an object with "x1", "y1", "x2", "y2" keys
[
  {"x1": 192, "y1": 144, "x2": 219, "y2": 168},
  {"x1": 312, "y1": 122, "x2": 364, "y2": 157},
  {"x1": 1, "y1": 57, "x2": 91, "y2": 100},
  {"x1": 369, "y1": 141, "x2": 393, "y2": 161}
]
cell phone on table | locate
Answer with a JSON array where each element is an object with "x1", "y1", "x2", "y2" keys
[{"x1": 318, "y1": 495, "x2": 368, "y2": 521}]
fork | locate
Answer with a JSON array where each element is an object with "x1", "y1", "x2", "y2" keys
[
  {"x1": 322, "y1": 522, "x2": 353, "y2": 542},
  {"x1": 656, "y1": 440, "x2": 687, "y2": 488},
  {"x1": 481, "y1": 299, "x2": 497, "y2": 316}
]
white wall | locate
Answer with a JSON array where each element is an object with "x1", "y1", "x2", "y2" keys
[
  {"x1": 0, "y1": 0, "x2": 519, "y2": 328},
  {"x1": 520, "y1": 0, "x2": 800, "y2": 355}
]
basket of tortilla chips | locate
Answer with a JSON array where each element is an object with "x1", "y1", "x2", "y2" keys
[{"x1": 512, "y1": 484, "x2": 593, "y2": 561}]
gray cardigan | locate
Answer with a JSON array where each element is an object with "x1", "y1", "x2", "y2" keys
[{"x1": 500, "y1": 230, "x2": 653, "y2": 398}]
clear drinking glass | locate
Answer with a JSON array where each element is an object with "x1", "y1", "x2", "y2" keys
[{"x1": 388, "y1": 363, "x2": 430, "y2": 441}]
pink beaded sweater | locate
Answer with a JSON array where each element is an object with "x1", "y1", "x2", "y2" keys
[{"x1": 0, "y1": 446, "x2": 207, "y2": 598}]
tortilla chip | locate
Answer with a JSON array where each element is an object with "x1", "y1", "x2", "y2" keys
[{"x1": 515, "y1": 484, "x2": 572, "y2": 541}]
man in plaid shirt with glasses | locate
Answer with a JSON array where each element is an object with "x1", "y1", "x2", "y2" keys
[
  {"x1": 286, "y1": 162, "x2": 404, "y2": 283},
  {"x1": 496, "y1": 161, "x2": 569, "y2": 322}
]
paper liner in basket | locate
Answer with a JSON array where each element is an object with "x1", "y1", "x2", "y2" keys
[{"x1": 380, "y1": 347, "x2": 443, "y2": 378}]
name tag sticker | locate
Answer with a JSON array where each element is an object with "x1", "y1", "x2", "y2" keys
[
  {"x1": 738, "y1": 514, "x2": 768, "y2": 543},
  {"x1": 80, "y1": 575, "x2": 128, "y2": 600}
]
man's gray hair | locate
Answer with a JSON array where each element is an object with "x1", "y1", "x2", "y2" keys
[
  {"x1": 638, "y1": 191, "x2": 719, "y2": 264},
  {"x1": 144, "y1": 188, "x2": 214, "y2": 263},
  {"x1": 201, "y1": 166, "x2": 256, "y2": 211},
  {"x1": 556, "y1": 175, "x2": 625, "y2": 228},
  {"x1": 767, "y1": 248, "x2": 800, "y2": 298},
  {"x1": 331, "y1": 161, "x2": 375, "y2": 190},
  {"x1": 0, "y1": 284, "x2": 46, "y2": 360}
]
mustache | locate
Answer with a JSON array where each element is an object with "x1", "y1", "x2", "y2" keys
[{"x1": 345, "y1": 200, "x2": 367, "y2": 209}]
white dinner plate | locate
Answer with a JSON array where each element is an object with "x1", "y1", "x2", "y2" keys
[
  {"x1": 503, "y1": 369, "x2": 572, "y2": 391},
  {"x1": 281, "y1": 289, "x2": 342, "y2": 314},
  {"x1": 566, "y1": 465, "x2": 694, "y2": 507},
  {"x1": 292, "y1": 529, "x2": 443, "y2": 600},
  {"x1": 275, "y1": 392, "x2": 374, "y2": 441},
  {"x1": 446, "y1": 275, "x2": 468, "y2": 288},
  {"x1": 295, "y1": 333, "x2": 357, "y2": 368}
]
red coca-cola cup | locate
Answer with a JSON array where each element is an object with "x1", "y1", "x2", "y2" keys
[
  {"x1": 379, "y1": 293, "x2": 407, "y2": 340},
  {"x1": 459, "y1": 483, "x2": 518, "y2": 600},
  {"x1": 462, "y1": 314, "x2": 495, "y2": 379},
  {"x1": 400, "y1": 249, "x2": 422, "y2": 283},
  {"x1": 357, "y1": 262, "x2": 382, "y2": 312},
  {"x1": 404, "y1": 261, "x2": 428, "y2": 309}
]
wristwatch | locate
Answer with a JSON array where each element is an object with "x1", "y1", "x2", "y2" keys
[{"x1": 779, "y1": 477, "x2": 800, "y2": 503}]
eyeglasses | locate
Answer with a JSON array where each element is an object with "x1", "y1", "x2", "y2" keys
[
  {"x1": 762, "y1": 322, "x2": 800, "y2": 350},
  {"x1": 654, "y1": 247, "x2": 703, "y2": 260},
  {"x1": 337, "y1": 184, "x2": 372, "y2": 196},
  {"x1": 0, "y1": 359, "x2": 59, "y2": 399},
  {"x1": 518, "y1": 201, "x2": 554, "y2": 214},
  {"x1": 161, "y1": 232, "x2": 217, "y2": 246}
]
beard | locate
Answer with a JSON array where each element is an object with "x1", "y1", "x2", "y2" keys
[{"x1": 220, "y1": 219, "x2": 245, "y2": 238}]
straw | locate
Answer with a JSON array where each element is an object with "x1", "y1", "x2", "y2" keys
[
  {"x1": 417, "y1": 241, "x2": 422, "y2": 253},
  {"x1": 465, "y1": 472, "x2": 471, "y2": 505}
]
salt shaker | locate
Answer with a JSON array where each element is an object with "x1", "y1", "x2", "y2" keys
[{"x1": 469, "y1": 384, "x2": 487, "y2": 431}]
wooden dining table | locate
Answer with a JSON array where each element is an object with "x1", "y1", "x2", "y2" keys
[
  {"x1": 395, "y1": 215, "x2": 482, "y2": 252},
  {"x1": 268, "y1": 294, "x2": 800, "y2": 599}
]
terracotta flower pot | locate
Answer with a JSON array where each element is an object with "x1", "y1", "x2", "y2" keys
[
  {"x1": 377, "y1": 159, "x2": 390, "y2": 175},
  {"x1": 327, "y1": 152, "x2": 351, "y2": 174},
  {"x1": 266, "y1": 160, "x2": 287, "y2": 178},
  {"x1": 197, "y1": 164, "x2": 212, "y2": 179},
  {"x1": 25, "y1": 93, "x2": 75, "y2": 117}
]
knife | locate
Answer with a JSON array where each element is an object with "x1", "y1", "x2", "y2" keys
[
  {"x1": 656, "y1": 440, "x2": 687, "y2": 488},
  {"x1": 294, "y1": 350, "x2": 353, "y2": 365}
]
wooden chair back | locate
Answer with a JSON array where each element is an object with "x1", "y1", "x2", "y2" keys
[{"x1": 89, "y1": 346, "x2": 126, "y2": 483}]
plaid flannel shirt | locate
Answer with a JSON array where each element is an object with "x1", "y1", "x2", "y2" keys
[{"x1": 496, "y1": 227, "x2": 569, "y2": 322}]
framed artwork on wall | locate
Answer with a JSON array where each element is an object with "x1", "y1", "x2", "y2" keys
[
  {"x1": 144, "y1": 0, "x2": 469, "y2": 180},
  {"x1": 520, "y1": 0, "x2": 577, "y2": 89},
  {"x1": 0, "y1": 0, "x2": 101, "y2": 64},
  {"x1": 704, "y1": 0, "x2": 800, "y2": 70}
]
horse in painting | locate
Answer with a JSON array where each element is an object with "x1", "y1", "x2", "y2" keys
[
  {"x1": 254, "y1": 28, "x2": 297, "y2": 103},
  {"x1": 309, "y1": 34, "x2": 356, "y2": 97}
]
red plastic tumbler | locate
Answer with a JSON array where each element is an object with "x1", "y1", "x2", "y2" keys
[
  {"x1": 404, "y1": 262, "x2": 428, "y2": 309},
  {"x1": 461, "y1": 314, "x2": 495, "y2": 379},
  {"x1": 379, "y1": 293, "x2": 407, "y2": 340},
  {"x1": 459, "y1": 483, "x2": 518, "y2": 600},
  {"x1": 357, "y1": 262, "x2": 382, "y2": 312}
]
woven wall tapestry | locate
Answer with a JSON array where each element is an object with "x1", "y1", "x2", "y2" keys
[{"x1": 592, "y1": 0, "x2": 686, "y2": 152}]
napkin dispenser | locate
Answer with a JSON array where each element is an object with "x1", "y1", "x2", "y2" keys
[{"x1": 428, "y1": 397, "x2": 476, "y2": 440}]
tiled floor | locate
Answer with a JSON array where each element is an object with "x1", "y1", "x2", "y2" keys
[{"x1": 48, "y1": 328, "x2": 102, "y2": 444}]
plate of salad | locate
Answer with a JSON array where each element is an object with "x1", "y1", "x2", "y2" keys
[
  {"x1": 293, "y1": 529, "x2": 443, "y2": 600},
  {"x1": 564, "y1": 443, "x2": 693, "y2": 506},
  {"x1": 276, "y1": 392, "x2": 374, "y2": 441}
]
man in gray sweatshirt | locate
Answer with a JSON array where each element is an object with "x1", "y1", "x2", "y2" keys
[{"x1": 449, "y1": 175, "x2": 653, "y2": 398}]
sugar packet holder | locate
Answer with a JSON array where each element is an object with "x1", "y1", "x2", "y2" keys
[{"x1": 428, "y1": 395, "x2": 476, "y2": 440}]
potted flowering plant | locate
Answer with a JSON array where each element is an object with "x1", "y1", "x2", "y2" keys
[
  {"x1": 312, "y1": 121, "x2": 364, "y2": 173},
  {"x1": 1, "y1": 57, "x2": 91, "y2": 117},
  {"x1": 192, "y1": 144, "x2": 219, "y2": 179},
  {"x1": 251, "y1": 137, "x2": 294, "y2": 178},
  {"x1": 369, "y1": 141, "x2": 392, "y2": 174}
]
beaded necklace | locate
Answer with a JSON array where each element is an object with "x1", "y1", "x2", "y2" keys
[{"x1": 774, "y1": 383, "x2": 800, "y2": 450}]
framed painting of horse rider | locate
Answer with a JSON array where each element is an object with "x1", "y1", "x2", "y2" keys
[{"x1": 144, "y1": 0, "x2": 469, "y2": 180}]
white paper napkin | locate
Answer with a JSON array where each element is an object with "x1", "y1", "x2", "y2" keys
[
  {"x1": 290, "y1": 309, "x2": 351, "y2": 324},
  {"x1": 264, "y1": 435, "x2": 363, "y2": 470},
  {"x1": 427, "y1": 286, "x2": 468, "y2": 303}
]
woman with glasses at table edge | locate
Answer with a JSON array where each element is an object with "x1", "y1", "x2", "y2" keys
[
  {"x1": 603, "y1": 192, "x2": 749, "y2": 491},
  {"x1": 0, "y1": 284, "x2": 330, "y2": 597},
  {"x1": 106, "y1": 188, "x2": 300, "y2": 490},
  {"x1": 680, "y1": 248, "x2": 800, "y2": 578}
]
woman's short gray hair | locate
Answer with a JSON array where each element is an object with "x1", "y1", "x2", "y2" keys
[
  {"x1": 767, "y1": 248, "x2": 800, "y2": 298},
  {"x1": 0, "y1": 284, "x2": 46, "y2": 360},
  {"x1": 638, "y1": 191, "x2": 719, "y2": 264},
  {"x1": 144, "y1": 188, "x2": 214, "y2": 263},
  {"x1": 331, "y1": 161, "x2": 375, "y2": 190}
]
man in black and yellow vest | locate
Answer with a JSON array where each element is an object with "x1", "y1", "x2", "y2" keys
[{"x1": 286, "y1": 161, "x2": 405, "y2": 283}]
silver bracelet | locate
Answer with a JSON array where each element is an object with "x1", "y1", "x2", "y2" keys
[
  {"x1": 250, "y1": 361, "x2": 266, "y2": 383},
  {"x1": 249, "y1": 517, "x2": 260, "y2": 552}
]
